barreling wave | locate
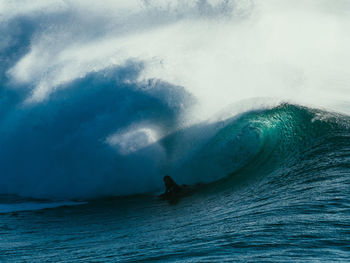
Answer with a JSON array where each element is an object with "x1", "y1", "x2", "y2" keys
[
  {"x1": 2, "y1": 88, "x2": 350, "y2": 200},
  {"x1": 2, "y1": 0, "x2": 350, "y2": 201},
  {"x1": 168, "y1": 104, "x2": 350, "y2": 188}
]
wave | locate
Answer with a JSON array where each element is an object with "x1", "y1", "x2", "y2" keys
[
  {"x1": 2, "y1": 1, "x2": 350, "y2": 200},
  {"x1": 167, "y1": 104, "x2": 350, "y2": 187},
  {"x1": 1, "y1": 92, "x2": 350, "y2": 200}
]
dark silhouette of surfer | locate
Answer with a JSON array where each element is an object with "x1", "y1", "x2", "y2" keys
[
  {"x1": 159, "y1": 175, "x2": 195, "y2": 201},
  {"x1": 164, "y1": 175, "x2": 181, "y2": 194}
]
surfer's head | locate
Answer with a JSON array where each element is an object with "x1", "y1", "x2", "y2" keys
[{"x1": 163, "y1": 175, "x2": 177, "y2": 189}]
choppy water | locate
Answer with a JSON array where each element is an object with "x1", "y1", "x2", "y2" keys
[{"x1": 1, "y1": 105, "x2": 350, "y2": 262}]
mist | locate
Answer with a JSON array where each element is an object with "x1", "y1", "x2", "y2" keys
[{"x1": 1, "y1": 0, "x2": 350, "y2": 199}]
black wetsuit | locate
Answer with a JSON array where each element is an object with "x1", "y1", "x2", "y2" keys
[{"x1": 165, "y1": 184, "x2": 181, "y2": 195}]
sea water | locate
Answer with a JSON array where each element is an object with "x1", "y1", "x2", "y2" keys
[{"x1": 1, "y1": 1, "x2": 350, "y2": 262}]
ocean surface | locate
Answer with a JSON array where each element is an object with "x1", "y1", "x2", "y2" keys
[
  {"x1": 1, "y1": 1, "x2": 350, "y2": 262},
  {"x1": 1, "y1": 105, "x2": 350, "y2": 262}
]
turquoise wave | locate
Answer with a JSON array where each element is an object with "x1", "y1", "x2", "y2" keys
[{"x1": 173, "y1": 104, "x2": 350, "y2": 190}]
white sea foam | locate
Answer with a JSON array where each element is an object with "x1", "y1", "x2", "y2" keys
[{"x1": 1, "y1": 0, "x2": 350, "y2": 199}]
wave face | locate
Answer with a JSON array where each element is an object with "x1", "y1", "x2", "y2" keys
[
  {"x1": 166, "y1": 104, "x2": 350, "y2": 187},
  {"x1": 2, "y1": 0, "x2": 350, "y2": 199}
]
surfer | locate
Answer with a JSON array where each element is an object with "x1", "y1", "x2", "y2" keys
[
  {"x1": 159, "y1": 175, "x2": 195, "y2": 201},
  {"x1": 164, "y1": 175, "x2": 181, "y2": 193},
  {"x1": 158, "y1": 175, "x2": 182, "y2": 200}
]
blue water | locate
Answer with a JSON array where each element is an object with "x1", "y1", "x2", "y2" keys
[
  {"x1": 2, "y1": 1, "x2": 350, "y2": 262},
  {"x1": 1, "y1": 105, "x2": 350, "y2": 262}
]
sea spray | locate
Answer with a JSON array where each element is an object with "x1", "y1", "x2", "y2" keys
[{"x1": 1, "y1": 0, "x2": 350, "y2": 199}]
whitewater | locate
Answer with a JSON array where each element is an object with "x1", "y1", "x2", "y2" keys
[{"x1": 1, "y1": 0, "x2": 350, "y2": 262}]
